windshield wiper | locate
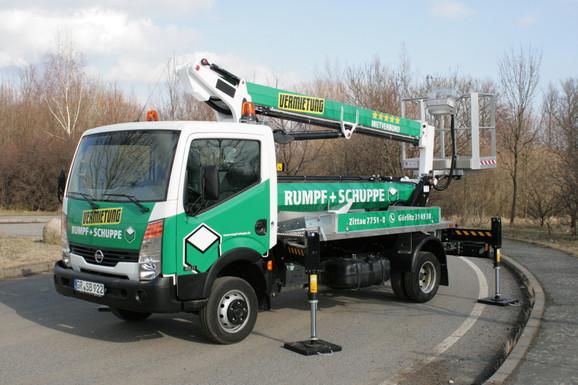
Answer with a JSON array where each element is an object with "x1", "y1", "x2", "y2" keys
[
  {"x1": 103, "y1": 194, "x2": 150, "y2": 213},
  {"x1": 68, "y1": 191, "x2": 99, "y2": 210}
]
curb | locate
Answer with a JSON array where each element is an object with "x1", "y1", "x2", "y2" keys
[
  {"x1": 483, "y1": 254, "x2": 545, "y2": 384},
  {"x1": 0, "y1": 263, "x2": 55, "y2": 280}
]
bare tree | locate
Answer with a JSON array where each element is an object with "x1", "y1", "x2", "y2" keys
[
  {"x1": 0, "y1": 40, "x2": 145, "y2": 211},
  {"x1": 550, "y1": 78, "x2": 578, "y2": 233},
  {"x1": 541, "y1": 83, "x2": 559, "y2": 147},
  {"x1": 0, "y1": 81, "x2": 17, "y2": 146},
  {"x1": 497, "y1": 44, "x2": 542, "y2": 224},
  {"x1": 340, "y1": 56, "x2": 410, "y2": 176},
  {"x1": 42, "y1": 34, "x2": 87, "y2": 137},
  {"x1": 84, "y1": 80, "x2": 141, "y2": 126},
  {"x1": 524, "y1": 149, "x2": 563, "y2": 225}
]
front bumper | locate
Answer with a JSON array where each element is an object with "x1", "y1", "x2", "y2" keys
[{"x1": 53, "y1": 261, "x2": 206, "y2": 313}]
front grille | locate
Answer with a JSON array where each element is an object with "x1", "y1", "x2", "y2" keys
[{"x1": 70, "y1": 243, "x2": 139, "y2": 267}]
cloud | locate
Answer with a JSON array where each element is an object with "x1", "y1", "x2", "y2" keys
[
  {"x1": 429, "y1": 0, "x2": 476, "y2": 18},
  {"x1": 92, "y1": 0, "x2": 214, "y2": 18},
  {"x1": 0, "y1": 6, "x2": 202, "y2": 83},
  {"x1": 518, "y1": 13, "x2": 537, "y2": 27},
  {"x1": 0, "y1": 1, "x2": 298, "y2": 99},
  {"x1": 0, "y1": 0, "x2": 214, "y2": 18}
]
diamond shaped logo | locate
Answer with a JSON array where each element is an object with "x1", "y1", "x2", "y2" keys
[
  {"x1": 186, "y1": 225, "x2": 220, "y2": 253},
  {"x1": 125, "y1": 226, "x2": 136, "y2": 243}
]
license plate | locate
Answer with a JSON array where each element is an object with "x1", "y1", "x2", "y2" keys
[{"x1": 74, "y1": 279, "x2": 105, "y2": 297}]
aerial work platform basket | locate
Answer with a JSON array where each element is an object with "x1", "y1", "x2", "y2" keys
[{"x1": 401, "y1": 91, "x2": 497, "y2": 176}]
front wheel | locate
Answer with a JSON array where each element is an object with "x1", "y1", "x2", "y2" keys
[
  {"x1": 403, "y1": 252, "x2": 441, "y2": 303},
  {"x1": 200, "y1": 277, "x2": 257, "y2": 344}
]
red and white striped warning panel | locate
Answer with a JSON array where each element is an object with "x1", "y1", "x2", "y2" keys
[{"x1": 480, "y1": 159, "x2": 496, "y2": 166}]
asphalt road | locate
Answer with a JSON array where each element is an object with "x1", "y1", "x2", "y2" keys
[
  {"x1": 0, "y1": 222, "x2": 47, "y2": 237},
  {"x1": 0, "y1": 216, "x2": 57, "y2": 238},
  {"x1": 0, "y1": 255, "x2": 524, "y2": 385}
]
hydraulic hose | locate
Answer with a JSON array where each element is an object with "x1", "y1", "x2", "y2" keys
[{"x1": 433, "y1": 114, "x2": 456, "y2": 191}]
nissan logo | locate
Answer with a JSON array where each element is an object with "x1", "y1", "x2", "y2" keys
[{"x1": 94, "y1": 250, "x2": 105, "y2": 264}]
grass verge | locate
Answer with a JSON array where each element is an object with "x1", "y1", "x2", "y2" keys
[
  {"x1": 0, "y1": 237, "x2": 60, "y2": 270},
  {"x1": 503, "y1": 224, "x2": 577, "y2": 259},
  {"x1": 0, "y1": 209, "x2": 59, "y2": 216}
]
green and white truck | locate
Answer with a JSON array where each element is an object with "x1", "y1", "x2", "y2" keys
[{"x1": 54, "y1": 58, "x2": 498, "y2": 344}]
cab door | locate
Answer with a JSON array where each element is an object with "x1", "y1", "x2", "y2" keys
[{"x1": 175, "y1": 134, "x2": 271, "y2": 297}]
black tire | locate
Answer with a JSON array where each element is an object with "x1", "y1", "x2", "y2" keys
[
  {"x1": 390, "y1": 270, "x2": 409, "y2": 301},
  {"x1": 110, "y1": 307, "x2": 152, "y2": 321},
  {"x1": 403, "y1": 252, "x2": 441, "y2": 303},
  {"x1": 200, "y1": 277, "x2": 257, "y2": 344}
]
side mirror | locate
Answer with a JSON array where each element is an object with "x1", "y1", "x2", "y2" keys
[
  {"x1": 57, "y1": 167, "x2": 66, "y2": 203},
  {"x1": 202, "y1": 166, "x2": 219, "y2": 201}
]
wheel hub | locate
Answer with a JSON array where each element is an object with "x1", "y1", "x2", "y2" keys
[
  {"x1": 218, "y1": 290, "x2": 249, "y2": 332},
  {"x1": 419, "y1": 261, "x2": 436, "y2": 294},
  {"x1": 227, "y1": 299, "x2": 248, "y2": 325}
]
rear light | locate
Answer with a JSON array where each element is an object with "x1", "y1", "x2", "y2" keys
[{"x1": 139, "y1": 220, "x2": 163, "y2": 280}]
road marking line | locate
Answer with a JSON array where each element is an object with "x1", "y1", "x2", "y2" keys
[
  {"x1": 381, "y1": 257, "x2": 488, "y2": 385},
  {"x1": 434, "y1": 258, "x2": 488, "y2": 354}
]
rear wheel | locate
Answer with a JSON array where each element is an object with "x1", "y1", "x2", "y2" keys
[
  {"x1": 390, "y1": 270, "x2": 409, "y2": 301},
  {"x1": 200, "y1": 277, "x2": 257, "y2": 344},
  {"x1": 110, "y1": 307, "x2": 152, "y2": 321},
  {"x1": 404, "y1": 252, "x2": 441, "y2": 303}
]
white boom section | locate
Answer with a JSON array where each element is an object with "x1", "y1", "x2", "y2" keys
[{"x1": 178, "y1": 59, "x2": 250, "y2": 122}]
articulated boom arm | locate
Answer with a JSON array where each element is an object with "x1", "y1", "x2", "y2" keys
[
  {"x1": 178, "y1": 58, "x2": 496, "y2": 180},
  {"x1": 178, "y1": 58, "x2": 438, "y2": 175},
  {"x1": 178, "y1": 59, "x2": 424, "y2": 145}
]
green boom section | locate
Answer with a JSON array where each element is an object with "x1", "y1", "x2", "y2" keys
[
  {"x1": 246, "y1": 82, "x2": 421, "y2": 139},
  {"x1": 278, "y1": 182, "x2": 416, "y2": 212}
]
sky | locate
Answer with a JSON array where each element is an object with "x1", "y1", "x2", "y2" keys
[{"x1": 0, "y1": 0, "x2": 576, "y2": 103}]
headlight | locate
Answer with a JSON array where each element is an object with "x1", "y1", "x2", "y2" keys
[
  {"x1": 139, "y1": 220, "x2": 163, "y2": 280},
  {"x1": 61, "y1": 213, "x2": 72, "y2": 267}
]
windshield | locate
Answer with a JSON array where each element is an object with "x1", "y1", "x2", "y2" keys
[{"x1": 67, "y1": 130, "x2": 180, "y2": 202}]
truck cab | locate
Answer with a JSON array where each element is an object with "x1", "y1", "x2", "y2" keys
[{"x1": 55, "y1": 120, "x2": 277, "y2": 342}]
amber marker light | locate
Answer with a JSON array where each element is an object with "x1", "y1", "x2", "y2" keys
[
  {"x1": 146, "y1": 110, "x2": 159, "y2": 121},
  {"x1": 241, "y1": 102, "x2": 257, "y2": 122}
]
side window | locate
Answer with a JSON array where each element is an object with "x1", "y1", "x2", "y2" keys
[{"x1": 185, "y1": 139, "x2": 260, "y2": 213}]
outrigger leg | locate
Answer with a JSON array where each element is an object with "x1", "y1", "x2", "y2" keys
[
  {"x1": 478, "y1": 218, "x2": 518, "y2": 306},
  {"x1": 284, "y1": 231, "x2": 342, "y2": 355}
]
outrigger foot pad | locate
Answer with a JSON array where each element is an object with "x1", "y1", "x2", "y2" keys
[
  {"x1": 284, "y1": 339, "x2": 342, "y2": 356},
  {"x1": 478, "y1": 295, "x2": 518, "y2": 306}
]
